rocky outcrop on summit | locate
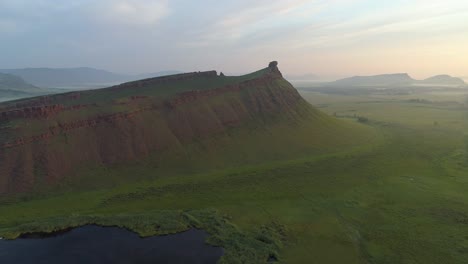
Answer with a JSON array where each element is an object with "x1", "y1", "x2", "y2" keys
[{"x1": 0, "y1": 62, "x2": 309, "y2": 194}]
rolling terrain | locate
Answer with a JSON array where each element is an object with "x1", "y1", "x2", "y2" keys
[
  {"x1": 4, "y1": 61, "x2": 467, "y2": 263},
  {"x1": 0, "y1": 62, "x2": 380, "y2": 263}
]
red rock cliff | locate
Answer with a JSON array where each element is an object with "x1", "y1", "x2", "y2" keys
[{"x1": 0, "y1": 62, "x2": 307, "y2": 194}]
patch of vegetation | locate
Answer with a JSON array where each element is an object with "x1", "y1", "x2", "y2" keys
[
  {"x1": 357, "y1": 116, "x2": 369, "y2": 123},
  {"x1": 0, "y1": 209, "x2": 284, "y2": 264}
]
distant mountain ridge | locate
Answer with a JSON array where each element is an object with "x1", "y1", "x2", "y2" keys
[
  {"x1": 0, "y1": 68, "x2": 182, "y2": 89},
  {"x1": 419, "y1": 75, "x2": 466, "y2": 86},
  {"x1": 329, "y1": 73, "x2": 466, "y2": 87},
  {"x1": 0, "y1": 73, "x2": 38, "y2": 92},
  {"x1": 331, "y1": 73, "x2": 414, "y2": 87},
  {"x1": 0, "y1": 73, "x2": 55, "y2": 102}
]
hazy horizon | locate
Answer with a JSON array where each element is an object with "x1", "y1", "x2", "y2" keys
[{"x1": 1, "y1": 1, "x2": 467, "y2": 79}]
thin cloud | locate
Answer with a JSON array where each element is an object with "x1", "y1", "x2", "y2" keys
[
  {"x1": 208, "y1": 0, "x2": 468, "y2": 52},
  {"x1": 0, "y1": 19, "x2": 18, "y2": 33},
  {"x1": 92, "y1": 0, "x2": 170, "y2": 26},
  {"x1": 0, "y1": 0, "x2": 170, "y2": 30},
  {"x1": 182, "y1": 0, "x2": 325, "y2": 47},
  {"x1": 1, "y1": 0, "x2": 467, "y2": 77}
]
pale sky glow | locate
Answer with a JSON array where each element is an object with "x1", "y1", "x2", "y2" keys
[{"x1": 1, "y1": 0, "x2": 467, "y2": 79}]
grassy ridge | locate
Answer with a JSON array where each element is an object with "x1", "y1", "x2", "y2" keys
[
  {"x1": 0, "y1": 68, "x2": 269, "y2": 108},
  {"x1": 1, "y1": 68, "x2": 331, "y2": 193}
]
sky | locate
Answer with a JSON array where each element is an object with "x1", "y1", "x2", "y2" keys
[{"x1": 1, "y1": 0, "x2": 467, "y2": 79}]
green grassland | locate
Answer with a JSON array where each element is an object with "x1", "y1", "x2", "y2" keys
[{"x1": 1, "y1": 86, "x2": 468, "y2": 263}]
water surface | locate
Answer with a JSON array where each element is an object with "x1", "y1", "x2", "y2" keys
[{"x1": 0, "y1": 225, "x2": 223, "y2": 264}]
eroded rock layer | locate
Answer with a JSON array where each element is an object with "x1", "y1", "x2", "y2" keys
[{"x1": 0, "y1": 62, "x2": 307, "y2": 193}]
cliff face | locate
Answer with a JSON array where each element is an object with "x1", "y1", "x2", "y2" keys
[{"x1": 0, "y1": 62, "x2": 307, "y2": 194}]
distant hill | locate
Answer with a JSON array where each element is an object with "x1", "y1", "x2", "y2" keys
[
  {"x1": 330, "y1": 73, "x2": 415, "y2": 87},
  {"x1": 328, "y1": 73, "x2": 466, "y2": 88},
  {"x1": 0, "y1": 73, "x2": 56, "y2": 102},
  {"x1": 0, "y1": 68, "x2": 182, "y2": 89},
  {"x1": 419, "y1": 75, "x2": 466, "y2": 86},
  {"x1": 0, "y1": 73, "x2": 37, "y2": 91}
]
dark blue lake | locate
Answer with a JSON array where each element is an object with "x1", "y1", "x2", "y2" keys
[{"x1": 0, "y1": 225, "x2": 223, "y2": 264}]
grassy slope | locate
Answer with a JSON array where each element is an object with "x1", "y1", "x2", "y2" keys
[
  {"x1": 2, "y1": 78, "x2": 468, "y2": 262},
  {"x1": 0, "y1": 80, "x2": 383, "y2": 263},
  {"x1": 0, "y1": 117, "x2": 379, "y2": 263}
]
